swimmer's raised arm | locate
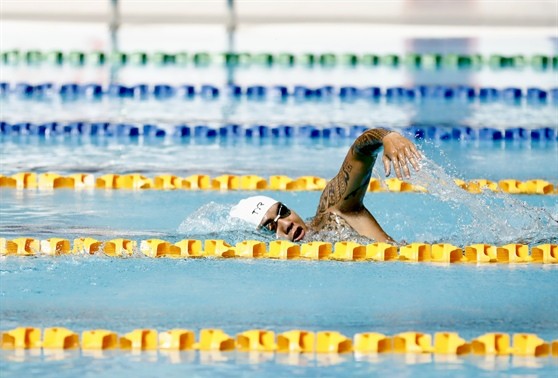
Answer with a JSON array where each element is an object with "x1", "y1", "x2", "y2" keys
[{"x1": 314, "y1": 128, "x2": 420, "y2": 242}]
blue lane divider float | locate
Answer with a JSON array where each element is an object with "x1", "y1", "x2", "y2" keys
[
  {"x1": 1, "y1": 121, "x2": 556, "y2": 141},
  {"x1": 1, "y1": 82, "x2": 557, "y2": 103}
]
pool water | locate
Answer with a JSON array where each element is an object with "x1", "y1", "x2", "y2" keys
[
  {"x1": 1, "y1": 138, "x2": 557, "y2": 180},
  {"x1": 1, "y1": 25, "x2": 558, "y2": 377},
  {"x1": 2, "y1": 92, "x2": 557, "y2": 130},
  {"x1": 1, "y1": 185, "x2": 557, "y2": 245},
  {"x1": 1, "y1": 257, "x2": 557, "y2": 377},
  {"x1": 1, "y1": 155, "x2": 557, "y2": 377}
]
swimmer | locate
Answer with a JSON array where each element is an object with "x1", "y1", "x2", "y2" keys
[{"x1": 230, "y1": 128, "x2": 421, "y2": 243}]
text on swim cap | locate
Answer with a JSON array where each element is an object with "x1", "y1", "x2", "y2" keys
[{"x1": 252, "y1": 202, "x2": 264, "y2": 215}]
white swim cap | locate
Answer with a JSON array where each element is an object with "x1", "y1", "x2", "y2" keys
[{"x1": 230, "y1": 196, "x2": 278, "y2": 227}]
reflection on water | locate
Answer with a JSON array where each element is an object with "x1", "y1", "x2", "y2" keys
[
  {"x1": 2, "y1": 97, "x2": 557, "y2": 131},
  {"x1": 1, "y1": 349, "x2": 556, "y2": 376}
]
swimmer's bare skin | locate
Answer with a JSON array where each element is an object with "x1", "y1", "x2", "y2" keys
[
  {"x1": 259, "y1": 128, "x2": 421, "y2": 243},
  {"x1": 309, "y1": 129, "x2": 421, "y2": 243}
]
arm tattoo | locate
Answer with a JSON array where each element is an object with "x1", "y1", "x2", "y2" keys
[
  {"x1": 353, "y1": 128, "x2": 391, "y2": 157},
  {"x1": 344, "y1": 171, "x2": 371, "y2": 200},
  {"x1": 316, "y1": 128, "x2": 390, "y2": 215},
  {"x1": 316, "y1": 160, "x2": 352, "y2": 214}
]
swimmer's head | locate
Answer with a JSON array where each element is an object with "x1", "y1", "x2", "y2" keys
[{"x1": 230, "y1": 196, "x2": 308, "y2": 241}]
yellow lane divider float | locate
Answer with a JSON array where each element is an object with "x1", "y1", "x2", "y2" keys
[
  {"x1": 1, "y1": 327, "x2": 556, "y2": 358},
  {"x1": 0, "y1": 172, "x2": 556, "y2": 194},
  {"x1": 1, "y1": 238, "x2": 556, "y2": 264}
]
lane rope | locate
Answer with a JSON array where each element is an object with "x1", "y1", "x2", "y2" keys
[
  {"x1": 1, "y1": 122, "x2": 556, "y2": 141},
  {"x1": 2, "y1": 50, "x2": 557, "y2": 70},
  {"x1": 2, "y1": 82, "x2": 556, "y2": 103},
  {"x1": 0, "y1": 173, "x2": 555, "y2": 195},
  {"x1": 1, "y1": 327, "x2": 556, "y2": 356},
  {"x1": 1, "y1": 238, "x2": 556, "y2": 264}
]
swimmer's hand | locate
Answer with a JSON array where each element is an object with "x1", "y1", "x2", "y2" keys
[{"x1": 382, "y1": 133, "x2": 421, "y2": 179}]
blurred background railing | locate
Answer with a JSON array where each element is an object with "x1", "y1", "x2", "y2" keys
[{"x1": 1, "y1": 0, "x2": 557, "y2": 27}]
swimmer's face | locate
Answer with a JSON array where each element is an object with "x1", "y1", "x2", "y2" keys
[{"x1": 258, "y1": 202, "x2": 307, "y2": 242}]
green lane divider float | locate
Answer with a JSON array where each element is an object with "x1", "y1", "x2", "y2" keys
[{"x1": 1, "y1": 50, "x2": 557, "y2": 70}]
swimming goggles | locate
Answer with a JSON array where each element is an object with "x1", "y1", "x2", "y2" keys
[{"x1": 259, "y1": 203, "x2": 291, "y2": 233}]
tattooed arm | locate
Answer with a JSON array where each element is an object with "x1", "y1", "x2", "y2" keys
[{"x1": 314, "y1": 128, "x2": 420, "y2": 242}]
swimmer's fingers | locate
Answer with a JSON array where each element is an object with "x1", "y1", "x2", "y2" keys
[
  {"x1": 410, "y1": 144, "x2": 422, "y2": 160},
  {"x1": 391, "y1": 156, "x2": 403, "y2": 179},
  {"x1": 382, "y1": 154, "x2": 391, "y2": 177},
  {"x1": 405, "y1": 147, "x2": 421, "y2": 172},
  {"x1": 384, "y1": 151, "x2": 405, "y2": 179},
  {"x1": 409, "y1": 155, "x2": 420, "y2": 172},
  {"x1": 382, "y1": 132, "x2": 421, "y2": 178},
  {"x1": 398, "y1": 152, "x2": 411, "y2": 179}
]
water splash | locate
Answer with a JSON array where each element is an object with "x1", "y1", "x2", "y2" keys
[
  {"x1": 177, "y1": 202, "x2": 276, "y2": 245},
  {"x1": 408, "y1": 156, "x2": 558, "y2": 245},
  {"x1": 178, "y1": 202, "x2": 235, "y2": 234}
]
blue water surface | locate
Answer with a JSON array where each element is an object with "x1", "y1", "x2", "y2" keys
[
  {"x1": 1, "y1": 256, "x2": 557, "y2": 377},
  {"x1": 2, "y1": 36, "x2": 558, "y2": 377}
]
